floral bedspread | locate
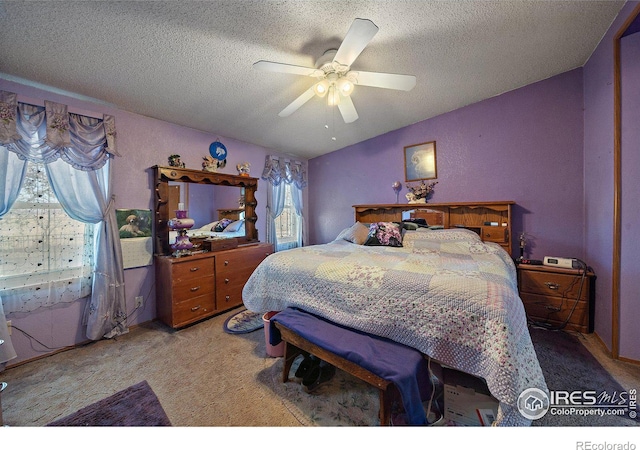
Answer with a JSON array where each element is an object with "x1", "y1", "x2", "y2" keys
[{"x1": 242, "y1": 228, "x2": 548, "y2": 425}]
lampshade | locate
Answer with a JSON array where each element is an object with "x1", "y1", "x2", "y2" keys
[
  {"x1": 327, "y1": 85, "x2": 341, "y2": 106},
  {"x1": 313, "y1": 79, "x2": 329, "y2": 97},
  {"x1": 336, "y1": 77, "x2": 354, "y2": 96}
]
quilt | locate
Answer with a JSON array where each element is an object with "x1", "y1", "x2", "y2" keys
[{"x1": 242, "y1": 227, "x2": 548, "y2": 425}]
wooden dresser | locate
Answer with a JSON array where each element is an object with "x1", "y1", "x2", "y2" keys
[
  {"x1": 517, "y1": 264, "x2": 596, "y2": 333},
  {"x1": 155, "y1": 243, "x2": 273, "y2": 328}
]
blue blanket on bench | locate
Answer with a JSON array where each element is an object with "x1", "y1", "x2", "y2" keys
[{"x1": 270, "y1": 307, "x2": 430, "y2": 425}]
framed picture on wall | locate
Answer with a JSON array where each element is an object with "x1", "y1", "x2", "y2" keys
[{"x1": 404, "y1": 141, "x2": 437, "y2": 181}]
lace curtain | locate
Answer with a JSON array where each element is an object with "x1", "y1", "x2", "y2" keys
[
  {"x1": 261, "y1": 155, "x2": 306, "y2": 249},
  {"x1": 0, "y1": 90, "x2": 124, "y2": 366}
]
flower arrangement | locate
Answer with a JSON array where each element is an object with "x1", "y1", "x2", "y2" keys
[{"x1": 405, "y1": 181, "x2": 438, "y2": 203}]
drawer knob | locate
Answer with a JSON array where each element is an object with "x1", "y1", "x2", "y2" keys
[
  {"x1": 190, "y1": 267, "x2": 199, "y2": 272},
  {"x1": 191, "y1": 305, "x2": 200, "y2": 312},
  {"x1": 224, "y1": 278, "x2": 230, "y2": 283},
  {"x1": 544, "y1": 282, "x2": 559, "y2": 290},
  {"x1": 225, "y1": 295, "x2": 230, "y2": 300},
  {"x1": 190, "y1": 286, "x2": 201, "y2": 292},
  {"x1": 224, "y1": 260, "x2": 229, "y2": 266}
]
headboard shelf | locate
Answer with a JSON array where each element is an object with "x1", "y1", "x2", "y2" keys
[{"x1": 353, "y1": 201, "x2": 515, "y2": 255}]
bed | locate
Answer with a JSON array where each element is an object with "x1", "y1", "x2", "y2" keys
[
  {"x1": 168, "y1": 218, "x2": 246, "y2": 243},
  {"x1": 243, "y1": 219, "x2": 548, "y2": 426}
]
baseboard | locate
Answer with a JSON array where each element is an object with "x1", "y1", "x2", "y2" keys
[
  {"x1": 592, "y1": 331, "x2": 640, "y2": 366},
  {"x1": 4, "y1": 320, "x2": 156, "y2": 371}
]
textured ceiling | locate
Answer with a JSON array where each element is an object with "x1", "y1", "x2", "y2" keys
[{"x1": 0, "y1": 1, "x2": 624, "y2": 159}]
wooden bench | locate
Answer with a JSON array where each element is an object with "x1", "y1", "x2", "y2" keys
[
  {"x1": 270, "y1": 308, "x2": 430, "y2": 426},
  {"x1": 274, "y1": 321, "x2": 399, "y2": 426}
]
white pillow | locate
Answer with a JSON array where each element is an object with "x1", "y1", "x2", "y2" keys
[
  {"x1": 223, "y1": 219, "x2": 245, "y2": 233},
  {"x1": 336, "y1": 221, "x2": 370, "y2": 245}
]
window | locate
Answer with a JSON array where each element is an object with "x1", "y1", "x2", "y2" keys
[
  {"x1": 0, "y1": 161, "x2": 94, "y2": 314},
  {"x1": 274, "y1": 183, "x2": 300, "y2": 251}
]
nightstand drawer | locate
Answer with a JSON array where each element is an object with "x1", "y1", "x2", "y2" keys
[
  {"x1": 519, "y1": 270, "x2": 589, "y2": 300},
  {"x1": 520, "y1": 293, "x2": 590, "y2": 332}
]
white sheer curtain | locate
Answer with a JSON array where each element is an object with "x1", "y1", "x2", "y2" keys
[
  {"x1": 0, "y1": 90, "x2": 124, "y2": 365},
  {"x1": 261, "y1": 155, "x2": 307, "y2": 250}
]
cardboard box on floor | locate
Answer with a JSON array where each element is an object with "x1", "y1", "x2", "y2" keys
[{"x1": 443, "y1": 367, "x2": 499, "y2": 426}]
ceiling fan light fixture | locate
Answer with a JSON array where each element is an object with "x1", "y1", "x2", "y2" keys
[
  {"x1": 313, "y1": 79, "x2": 329, "y2": 97},
  {"x1": 336, "y1": 77, "x2": 354, "y2": 96},
  {"x1": 327, "y1": 85, "x2": 341, "y2": 106}
]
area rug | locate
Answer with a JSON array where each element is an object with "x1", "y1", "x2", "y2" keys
[
  {"x1": 47, "y1": 380, "x2": 171, "y2": 426},
  {"x1": 258, "y1": 355, "x2": 382, "y2": 426},
  {"x1": 223, "y1": 308, "x2": 263, "y2": 334},
  {"x1": 259, "y1": 328, "x2": 638, "y2": 427},
  {"x1": 529, "y1": 327, "x2": 638, "y2": 426}
]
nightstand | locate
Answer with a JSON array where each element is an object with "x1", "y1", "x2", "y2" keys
[{"x1": 516, "y1": 264, "x2": 596, "y2": 333}]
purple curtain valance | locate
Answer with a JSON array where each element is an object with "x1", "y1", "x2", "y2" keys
[
  {"x1": 0, "y1": 90, "x2": 119, "y2": 171},
  {"x1": 261, "y1": 155, "x2": 307, "y2": 189}
]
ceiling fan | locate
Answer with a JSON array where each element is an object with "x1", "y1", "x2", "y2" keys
[{"x1": 253, "y1": 18, "x2": 416, "y2": 124}]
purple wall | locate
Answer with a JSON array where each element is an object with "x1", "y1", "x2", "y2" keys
[
  {"x1": 584, "y1": 1, "x2": 640, "y2": 361},
  {"x1": 0, "y1": 77, "x2": 278, "y2": 366},
  {"x1": 309, "y1": 69, "x2": 586, "y2": 264}
]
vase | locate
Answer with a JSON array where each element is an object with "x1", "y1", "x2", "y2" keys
[{"x1": 408, "y1": 198, "x2": 427, "y2": 204}]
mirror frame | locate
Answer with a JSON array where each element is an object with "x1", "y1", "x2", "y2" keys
[
  {"x1": 612, "y1": 3, "x2": 640, "y2": 359},
  {"x1": 152, "y1": 165, "x2": 259, "y2": 256}
]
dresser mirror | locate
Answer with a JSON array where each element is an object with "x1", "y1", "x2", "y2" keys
[{"x1": 153, "y1": 166, "x2": 259, "y2": 256}]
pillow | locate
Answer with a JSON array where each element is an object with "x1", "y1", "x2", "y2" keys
[
  {"x1": 402, "y1": 218, "x2": 429, "y2": 229},
  {"x1": 337, "y1": 221, "x2": 370, "y2": 245},
  {"x1": 214, "y1": 218, "x2": 233, "y2": 232},
  {"x1": 223, "y1": 219, "x2": 244, "y2": 233},
  {"x1": 364, "y1": 222, "x2": 403, "y2": 247},
  {"x1": 202, "y1": 220, "x2": 219, "y2": 231}
]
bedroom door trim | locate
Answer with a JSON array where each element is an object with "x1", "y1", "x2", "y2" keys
[{"x1": 612, "y1": 2, "x2": 640, "y2": 360}]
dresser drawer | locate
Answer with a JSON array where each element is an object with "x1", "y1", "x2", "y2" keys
[
  {"x1": 171, "y1": 257, "x2": 215, "y2": 285},
  {"x1": 481, "y1": 226, "x2": 507, "y2": 243},
  {"x1": 172, "y1": 275, "x2": 215, "y2": 301},
  {"x1": 172, "y1": 293, "x2": 216, "y2": 326},
  {"x1": 519, "y1": 269, "x2": 589, "y2": 300},
  {"x1": 215, "y1": 244, "x2": 273, "y2": 310},
  {"x1": 216, "y1": 244, "x2": 273, "y2": 278}
]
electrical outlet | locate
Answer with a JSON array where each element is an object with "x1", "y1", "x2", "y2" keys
[
  {"x1": 7, "y1": 320, "x2": 11, "y2": 335},
  {"x1": 135, "y1": 296, "x2": 144, "y2": 308}
]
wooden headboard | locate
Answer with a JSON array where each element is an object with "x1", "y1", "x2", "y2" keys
[
  {"x1": 217, "y1": 208, "x2": 244, "y2": 221},
  {"x1": 353, "y1": 201, "x2": 515, "y2": 256}
]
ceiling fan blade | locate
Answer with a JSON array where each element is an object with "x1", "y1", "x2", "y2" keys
[
  {"x1": 333, "y1": 18, "x2": 379, "y2": 67},
  {"x1": 278, "y1": 86, "x2": 316, "y2": 117},
  {"x1": 338, "y1": 96, "x2": 359, "y2": 123},
  {"x1": 253, "y1": 60, "x2": 322, "y2": 77},
  {"x1": 351, "y1": 70, "x2": 416, "y2": 91}
]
